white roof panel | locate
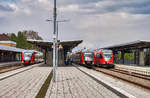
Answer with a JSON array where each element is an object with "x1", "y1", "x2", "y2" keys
[
  {"x1": 0, "y1": 41, "x2": 16, "y2": 45},
  {"x1": 0, "y1": 45, "x2": 25, "y2": 52}
]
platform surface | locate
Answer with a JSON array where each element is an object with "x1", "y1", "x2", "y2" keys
[
  {"x1": 45, "y1": 66, "x2": 120, "y2": 98},
  {"x1": 0, "y1": 64, "x2": 52, "y2": 98}
]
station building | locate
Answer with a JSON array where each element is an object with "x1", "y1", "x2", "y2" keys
[
  {"x1": 104, "y1": 40, "x2": 150, "y2": 66},
  {"x1": 0, "y1": 45, "x2": 24, "y2": 62},
  {"x1": 27, "y1": 39, "x2": 83, "y2": 66},
  {"x1": 0, "y1": 34, "x2": 23, "y2": 62}
]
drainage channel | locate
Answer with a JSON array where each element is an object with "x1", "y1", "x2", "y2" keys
[{"x1": 36, "y1": 70, "x2": 53, "y2": 98}]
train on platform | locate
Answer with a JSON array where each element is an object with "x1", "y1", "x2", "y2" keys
[
  {"x1": 21, "y1": 50, "x2": 43, "y2": 64},
  {"x1": 93, "y1": 49, "x2": 114, "y2": 68},
  {"x1": 72, "y1": 49, "x2": 114, "y2": 68},
  {"x1": 72, "y1": 50, "x2": 93, "y2": 65}
]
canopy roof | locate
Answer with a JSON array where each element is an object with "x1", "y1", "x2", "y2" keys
[
  {"x1": 0, "y1": 41, "x2": 16, "y2": 44},
  {"x1": 0, "y1": 45, "x2": 24, "y2": 52},
  {"x1": 27, "y1": 39, "x2": 83, "y2": 50},
  {"x1": 103, "y1": 40, "x2": 150, "y2": 51}
]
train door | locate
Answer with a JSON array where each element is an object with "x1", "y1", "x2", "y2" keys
[
  {"x1": 31, "y1": 52, "x2": 35, "y2": 63},
  {"x1": 95, "y1": 52, "x2": 103, "y2": 65},
  {"x1": 95, "y1": 52, "x2": 99, "y2": 64},
  {"x1": 92, "y1": 52, "x2": 96, "y2": 64},
  {"x1": 99, "y1": 52, "x2": 104, "y2": 64},
  {"x1": 80, "y1": 51, "x2": 85, "y2": 64}
]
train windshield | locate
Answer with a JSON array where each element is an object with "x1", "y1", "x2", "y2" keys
[
  {"x1": 102, "y1": 50, "x2": 112, "y2": 59},
  {"x1": 24, "y1": 52, "x2": 32, "y2": 58},
  {"x1": 84, "y1": 53, "x2": 93, "y2": 58}
]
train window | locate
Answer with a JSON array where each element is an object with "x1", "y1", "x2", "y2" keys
[{"x1": 24, "y1": 52, "x2": 32, "y2": 58}]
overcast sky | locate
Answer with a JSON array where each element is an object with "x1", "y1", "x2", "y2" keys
[{"x1": 0, "y1": 0, "x2": 150, "y2": 50}]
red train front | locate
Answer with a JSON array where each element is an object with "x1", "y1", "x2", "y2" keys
[
  {"x1": 21, "y1": 50, "x2": 43, "y2": 64},
  {"x1": 93, "y1": 49, "x2": 114, "y2": 68},
  {"x1": 21, "y1": 50, "x2": 35, "y2": 64}
]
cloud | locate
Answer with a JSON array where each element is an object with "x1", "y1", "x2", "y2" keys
[
  {"x1": 0, "y1": 3, "x2": 17, "y2": 12},
  {"x1": 59, "y1": 4, "x2": 94, "y2": 13},
  {"x1": 0, "y1": 0, "x2": 150, "y2": 50},
  {"x1": 94, "y1": 0, "x2": 150, "y2": 14},
  {"x1": 57, "y1": 0, "x2": 150, "y2": 16}
]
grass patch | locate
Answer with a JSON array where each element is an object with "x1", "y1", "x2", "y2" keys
[{"x1": 36, "y1": 70, "x2": 53, "y2": 98}]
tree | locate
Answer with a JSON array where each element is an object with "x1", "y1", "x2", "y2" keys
[
  {"x1": 9, "y1": 30, "x2": 43, "y2": 49},
  {"x1": 9, "y1": 32, "x2": 32, "y2": 49},
  {"x1": 9, "y1": 33, "x2": 17, "y2": 42},
  {"x1": 17, "y1": 31, "x2": 30, "y2": 49},
  {"x1": 22, "y1": 30, "x2": 43, "y2": 40}
]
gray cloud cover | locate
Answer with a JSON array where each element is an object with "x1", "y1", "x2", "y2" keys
[
  {"x1": 0, "y1": 4, "x2": 14, "y2": 12},
  {"x1": 0, "y1": 0, "x2": 150, "y2": 50}
]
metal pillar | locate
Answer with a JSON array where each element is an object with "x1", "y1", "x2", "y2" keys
[
  {"x1": 44, "y1": 48, "x2": 47, "y2": 64},
  {"x1": 56, "y1": 22, "x2": 58, "y2": 67},
  {"x1": 52, "y1": 0, "x2": 57, "y2": 82},
  {"x1": 139, "y1": 49, "x2": 145, "y2": 66},
  {"x1": 134, "y1": 50, "x2": 136, "y2": 65},
  {"x1": 121, "y1": 51, "x2": 124, "y2": 64}
]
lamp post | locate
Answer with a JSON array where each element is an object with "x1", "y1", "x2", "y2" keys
[
  {"x1": 46, "y1": 19, "x2": 69, "y2": 69},
  {"x1": 56, "y1": 20, "x2": 69, "y2": 67},
  {"x1": 52, "y1": 0, "x2": 57, "y2": 82},
  {"x1": 47, "y1": 0, "x2": 69, "y2": 82}
]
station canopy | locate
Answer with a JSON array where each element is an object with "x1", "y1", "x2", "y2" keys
[
  {"x1": 103, "y1": 40, "x2": 150, "y2": 51},
  {"x1": 27, "y1": 39, "x2": 83, "y2": 50},
  {"x1": 0, "y1": 45, "x2": 25, "y2": 52}
]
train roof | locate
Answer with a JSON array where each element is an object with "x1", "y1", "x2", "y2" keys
[
  {"x1": 0, "y1": 45, "x2": 24, "y2": 52},
  {"x1": 22, "y1": 50, "x2": 35, "y2": 53},
  {"x1": 22, "y1": 50, "x2": 42, "y2": 54}
]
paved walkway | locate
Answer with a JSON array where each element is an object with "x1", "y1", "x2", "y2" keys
[
  {"x1": 45, "y1": 66, "x2": 120, "y2": 98},
  {"x1": 0, "y1": 64, "x2": 52, "y2": 98}
]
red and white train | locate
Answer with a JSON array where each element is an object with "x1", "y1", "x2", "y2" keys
[
  {"x1": 93, "y1": 49, "x2": 114, "y2": 68},
  {"x1": 72, "y1": 50, "x2": 86, "y2": 65},
  {"x1": 72, "y1": 49, "x2": 114, "y2": 68},
  {"x1": 21, "y1": 50, "x2": 43, "y2": 64}
]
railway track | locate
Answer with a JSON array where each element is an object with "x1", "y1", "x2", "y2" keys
[
  {"x1": 92, "y1": 66, "x2": 150, "y2": 90},
  {"x1": 110, "y1": 68, "x2": 150, "y2": 80},
  {"x1": 0, "y1": 62, "x2": 44, "y2": 74},
  {"x1": 0, "y1": 63, "x2": 24, "y2": 74}
]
